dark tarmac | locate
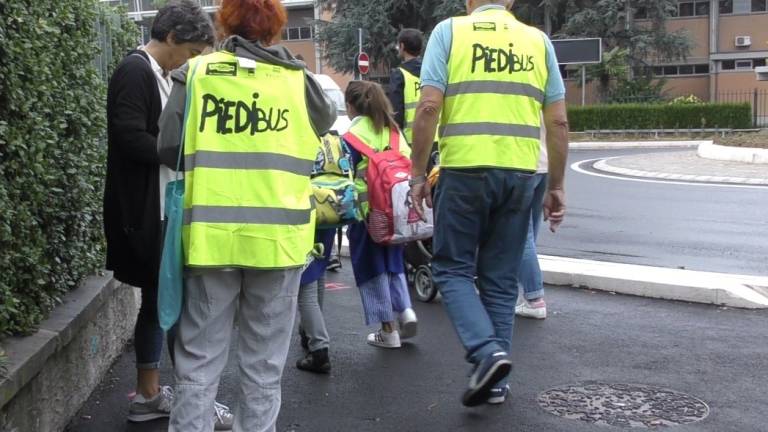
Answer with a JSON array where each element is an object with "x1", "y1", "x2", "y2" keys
[{"x1": 67, "y1": 262, "x2": 768, "y2": 432}]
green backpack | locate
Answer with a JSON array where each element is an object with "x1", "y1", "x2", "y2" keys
[{"x1": 311, "y1": 133, "x2": 362, "y2": 228}]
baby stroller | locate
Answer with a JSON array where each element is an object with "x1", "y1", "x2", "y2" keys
[
  {"x1": 405, "y1": 238, "x2": 437, "y2": 302},
  {"x1": 405, "y1": 148, "x2": 440, "y2": 303}
]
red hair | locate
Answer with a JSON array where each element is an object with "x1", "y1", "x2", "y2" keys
[{"x1": 217, "y1": 0, "x2": 287, "y2": 45}]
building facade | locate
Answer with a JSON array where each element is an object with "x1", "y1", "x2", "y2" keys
[
  {"x1": 563, "y1": 1, "x2": 768, "y2": 108},
  {"x1": 100, "y1": 0, "x2": 351, "y2": 88}
]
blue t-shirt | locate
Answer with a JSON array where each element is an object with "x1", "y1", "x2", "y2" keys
[{"x1": 421, "y1": 4, "x2": 565, "y2": 106}]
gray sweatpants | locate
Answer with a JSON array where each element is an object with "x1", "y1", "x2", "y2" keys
[
  {"x1": 298, "y1": 273, "x2": 330, "y2": 352},
  {"x1": 169, "y1": 267, "x2": 301, "y2": 432}
]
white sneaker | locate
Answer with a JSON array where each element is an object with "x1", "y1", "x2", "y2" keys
[
  {"x1": 516, "y1": 298, "x2": 547, "y2": 319},
  {"x1": 398, "y1": 308, "x2": 418, "y2": 339},
  {"x1": 127, "y1": 386, "x2": 173, "y2": 422},
  {"x1": 367, "y1": 329, "x2": 401, "y2": 348}
]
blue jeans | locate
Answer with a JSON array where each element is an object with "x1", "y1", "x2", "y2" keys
[
  {"x1": 432, "y1": 168, "x2": 536, "y2": 364},
  {"x1": 135, "y1": 283, "x2": 177, "y2": 368},
  {"x1": 519, "y1": 173, "x2": 548, "y2": 300}
]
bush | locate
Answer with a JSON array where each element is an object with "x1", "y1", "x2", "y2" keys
[
  {"x1": 568, "y1": 103, "x2": 752, "y2": 131},
  {"x1": 0, "y1": 1, "x2": 138, "y2": 336}
]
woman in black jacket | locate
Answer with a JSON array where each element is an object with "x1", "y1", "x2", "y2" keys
[{"x1": 102, "y1": 0, "x2": 223, "y2": 426}]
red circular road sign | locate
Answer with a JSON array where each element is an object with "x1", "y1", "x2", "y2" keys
[{"x1": 357, "y1": 52, "x2": 370, "y2": 75}]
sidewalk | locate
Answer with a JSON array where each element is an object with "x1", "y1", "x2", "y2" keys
[
  {"x1": 66, "y1": 261, "x2": 768, "y2": 432},
  {"x1": 592, "y1": 150, "x2": 768, "y2": 185}
]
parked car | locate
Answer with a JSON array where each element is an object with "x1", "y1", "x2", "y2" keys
[{"x1": 314, "y1": 74, "x2": 351, "y2": 135}]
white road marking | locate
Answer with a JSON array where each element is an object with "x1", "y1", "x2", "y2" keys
[{"x1": 571, "y1": 157, "x2": 768, "y2": 190}]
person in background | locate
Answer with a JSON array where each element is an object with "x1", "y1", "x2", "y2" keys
[
  {"x1": 295, "y1": 229, "x2": 336, "y2": 373},
  {"x1": 344, "y1": 81, "x2": 418, "y2": 349},
  {"x1": 409, "y1": 0, "x2": 569, "y2": 407},
  {"x1": 388, "y1": 28, "x2": 425, "y2": 145},
  {"x1": 102, "y1": 1, "x2": 231, "y2": 427},
  {"x1": 156, "y1": 0, "x2": 335, "y2": 430},
  {"x1": 516, "y1": 118, "x2": 549, "y2": 319}
]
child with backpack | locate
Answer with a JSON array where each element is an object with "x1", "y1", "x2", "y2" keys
[{"x1": 342, "y1": 81, "x2": 419, "y2": 349}]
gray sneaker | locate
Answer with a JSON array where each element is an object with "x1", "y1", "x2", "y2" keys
[
  {"x1": 127, "y1": 386, "x2": 173, "y2": 422},
  {"x1": 214, "y1": 401, "x2": 234, "y2": 430}
]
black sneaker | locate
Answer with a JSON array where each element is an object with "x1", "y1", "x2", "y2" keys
[
  {"x1": 296, "y1": 348, "x2": 331, "y2": 374},
  {"x1": 462, "y1": 351, "x2": 512, "y2": 407},
  {"x1": 326, "y1": 257, "x2": 342, "y2": 272}
]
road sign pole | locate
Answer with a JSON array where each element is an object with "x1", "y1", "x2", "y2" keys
[
  {"x1": 358, "y1": 28, "x2": 363, "y2": 80},
  {"x1": 581, "y1": 65, "x2": 586, "y2": 106}
]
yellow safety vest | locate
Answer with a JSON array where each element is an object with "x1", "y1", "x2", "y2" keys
[
  {"x1": 401, "y1": 67, "x2": 439, "y2": 145},
  {"x1": 347, "y1": 117, "x2": 410, "y2": 217},
  {"x1": 182, "y1": 51, "x2": 318, "y2": 269},
  {"x1": 440, "y1": 9, "x2": 549, "y2": 170}
]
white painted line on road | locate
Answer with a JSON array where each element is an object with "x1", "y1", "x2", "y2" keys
[
  {"x1": 572, "y1": 157, "x2": 768, "y2": 190},
  {"x1": 540, "y1": 255, "x2": 768, "y2": 309},
  {"x1": 571, "y1": 141, "x2": 704, "y2": 150}
]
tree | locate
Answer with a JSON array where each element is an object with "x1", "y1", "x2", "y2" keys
[
  {"x1": 557, "y1": 0, "x2": 692, "y2": 97},
  {"x1": 314, "y1": 0, "x2": 464, "y2": 75}
]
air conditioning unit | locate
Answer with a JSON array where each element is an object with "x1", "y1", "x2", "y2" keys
[{"x1": 735, "y1": 36, "x2": 752, "y2": 47}]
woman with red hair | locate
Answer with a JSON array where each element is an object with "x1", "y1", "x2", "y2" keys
[{"x1": 157, "y1": 0, "x2": 336, "y2": 431}]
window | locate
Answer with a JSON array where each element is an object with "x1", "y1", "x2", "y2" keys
[
  {"x1": 755, "y1": 59, "x2": 767, "y2": 67},
  {"x1": 635, "y1": 7, "x2": 648, "y2": 18},
  {"x1": 752, "y1": 0, "x2": 767, "y2": 11},
  {"x1": 679, "y1": 2, "x2": 695, "y2": 15},
  {"x1": 652, "y1": 64, "x2": 711, "y2": 76},
  {"x1": 721, "y1": 60, "x2": 735, "y2": 70},
  {"x1": 695, "y1": 1, "x2": 710, "y2": 14},
  {"x1": 281, "y1": 26, "x2": 313, "y2": 41},
  {"x1": 695, "y1": 64, "x2": 710, "y2": 74},
  {"x1": 719, "y1": 0, "x2": 733, "y2": 13},
  {"x1": 736, "y1": 59, "x2": 754, "y2": 69},
  {"x1": 677, "y1": 0, "x2": 710, "y2": 16},
  {"x1": 664, "y1": 66, "x2": 679, "y2": 75}
]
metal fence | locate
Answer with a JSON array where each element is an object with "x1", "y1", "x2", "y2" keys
[{"x1": 717, "y1": 89, "x2": 768, "y2": 127}]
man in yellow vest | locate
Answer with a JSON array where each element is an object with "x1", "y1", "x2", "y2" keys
[
  {"x1": 388, "y1": 28, "x2": 425, "y2": 144},
  {"x1": 410, "y1": 0, "x2": 569, "y2": 407}
]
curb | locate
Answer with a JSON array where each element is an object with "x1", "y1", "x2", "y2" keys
[
  {"x1": 539, "y1": 255, "x2": 768, "y2": 309},
  {"x1": 336, "y1": 237, "x2": 768, "y2": 309},
  {"x1": 570, "y1": 140, "x2": 705, "y2": 150},
  {"x1": 697, "y1": 141, "x2": 768, "y2": 164},
  {"x1": 592, "y1": 158, "x2": 768, "y2": 185}
]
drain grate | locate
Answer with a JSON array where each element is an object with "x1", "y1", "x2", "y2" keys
[{"x1": 538, "y1": 381, "x2": 709, "y2": 428}]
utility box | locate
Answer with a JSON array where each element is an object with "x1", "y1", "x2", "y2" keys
[{"x1": 756, "y1": 65, "x2": 768, "y2": 81}]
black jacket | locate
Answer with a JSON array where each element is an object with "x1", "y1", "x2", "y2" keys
[
  {"x1": 387, "y1": 58, "x2": 422, "y2": 131},
  {"x1": 103, "y1": 50, "x2": 163, "y2": 290}
]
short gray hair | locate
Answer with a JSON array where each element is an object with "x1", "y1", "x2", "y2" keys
[{"x1": 151, "y1": 0, "x2": 215, "y2": 46}]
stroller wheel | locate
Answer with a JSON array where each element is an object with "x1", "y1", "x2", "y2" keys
[{"x1": 413, "y1": 265, "x2": 437, "y2": 303}]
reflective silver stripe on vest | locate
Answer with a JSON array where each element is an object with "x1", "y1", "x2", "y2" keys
[
  {"x1": 404, "y1": 102, "x2": 418, "y2": 110},
  {"x1": 185, "y1": 151, "x2": 313, "y2": 176},
  {"x1": 184, "y1": 205, "x2": 312, "y2": 225},
  {"x1": 445, "y1": 81, "x2": 545, "y2": 103},
  {"x1": 439, "y1": 123, "x2": 540, "y2": 140}
]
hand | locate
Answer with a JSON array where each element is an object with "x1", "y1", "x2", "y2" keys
[
  {"x1": 409, "y1": 182, "x2": 433, "y2": 222},
  {"x1": 543, "y1": 189, "x2": 566, "y2": 233}
]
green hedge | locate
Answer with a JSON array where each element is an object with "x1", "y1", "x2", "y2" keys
[
  {"x1": 0, "y1": 1, "x2": 138, "y2": 336},
  {"x1": 568, "y1": 103, "x2": 753, "y2": 131}
]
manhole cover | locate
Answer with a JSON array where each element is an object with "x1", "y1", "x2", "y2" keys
[{"x1": 538, "y1": 382, "x2": 709, "y2": 428}]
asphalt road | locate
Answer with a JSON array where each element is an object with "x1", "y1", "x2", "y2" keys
[
  {"x1": 67, "y1": 264, "x2": 768, "y2": 432},
  {"x1": 537, "y1": 149, "x2": 768, "y2": 277}
]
